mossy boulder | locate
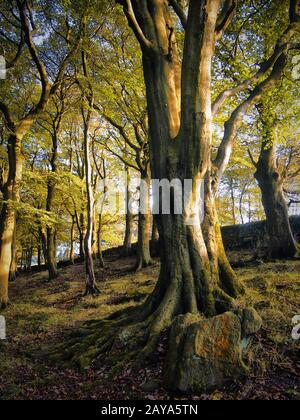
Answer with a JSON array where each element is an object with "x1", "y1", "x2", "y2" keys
[{"x1": 165, "y1": 312, "x2": 250, "y2": 394}]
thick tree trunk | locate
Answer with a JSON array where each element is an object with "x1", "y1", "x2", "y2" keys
[
  {"x1": 255, "y1": 140, "x2": 299, "y2": 259},
  {"x1": 136, "y1": 167, "x2": 153, "y2": 271},
  {"x1": 0, "y1": 133, "x2": 23, "y2": 308},
  {"x1": 127, "y1": 0, "x2": 239, "y2": 327}
]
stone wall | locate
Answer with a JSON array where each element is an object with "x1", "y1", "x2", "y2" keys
[{"x1": 221, "y1": 216, "x2": 300, "y2": 251}]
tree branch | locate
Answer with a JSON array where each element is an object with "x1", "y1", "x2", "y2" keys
[
  {"x1": 169, "y1": 0, "x2": 187, "y2": 29},
  {"x1": 0, "y1": 102, "x2": 15, "y2": 131},
  {"x1": 117, "y1": 0, "x2": 153, "y2": 50},
  {"x1": 212, "y1": 41, "x2": 300, "y2": 117},
  {"x1": 247, "y1": 148, "x2": 258, "y2": 168},
  {"x1": 17, "y1": 0, "x2": 50, "y2": 100},
  {"x1": 214, "y1": 54, "x2": 288, "y2": 183},
  {"x1": 215, "y1": 0, "x2": 237, "y2": 41}
]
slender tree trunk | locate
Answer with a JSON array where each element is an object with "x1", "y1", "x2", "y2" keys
[
  {"x1": 70, "y1": 216, "x2": 75, "y2": 264},
  {"x1": 39, "y1": 228, "x2": 47, "y2": 265},
  {"x1": 230, "y1": 181, "x2": 237, "y2": 225},
  {"x1": 37, "y1": 243, "x2": 42, "y2": 270},
  {"x1": 97, "y1": 213, "x2": 105, "y2": 268},
  {"x1": 46, "y1": 133, "x2": 59, "y2": 280},
  {"x1": 82, "y1": 107, "x2": 99, "y2": 296},
  {"x1": 122, "y1": 172, "x2": 134, "y2": 257},
  {"x1": 255, "y1": 139, "x2": 299, "y2": 259},
  {"x1": 92, "y1": 206, "x2": 98, "y2": 260},
  {"x1": 79, "y1": 213, "x2": 85, "y2": 262},
  {"x1": 0, "y1": 133, "x2": 23, "y2": 308},
  {"x1": 136, "y1": 166, "x2": 153, "y2": 271}
]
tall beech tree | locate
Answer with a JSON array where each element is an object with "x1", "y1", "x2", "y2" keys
[
  {"x1": 0, "y1": 0, "x2": 82, "y2": 308},
  {"x1": 57, "y1": 0, "x2": 300, "y2": 376},
  {"x1": 109, "y1": 0, "x2": 300, "y2": 341}
]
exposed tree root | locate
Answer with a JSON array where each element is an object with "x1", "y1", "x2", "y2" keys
[{"x1": 46, "y1": 267, "x2": 241, "y2": 371}]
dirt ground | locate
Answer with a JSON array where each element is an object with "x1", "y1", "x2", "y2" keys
[{"x1": 0, "y1": 254, "x2": 299, "y2": 400}]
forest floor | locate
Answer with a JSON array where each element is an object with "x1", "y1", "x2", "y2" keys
[{"x1": 0, "y1": 253, "x2": 299, "y2": 400}]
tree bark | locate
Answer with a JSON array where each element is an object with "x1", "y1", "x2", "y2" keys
[
  {"x1": 82, "y1": 106, "x2": 99, "y2": 296},
  {"x1": 255, "y1": 138, "x2": 299, "y2": 259},
  {"x1": 0, "y1": 133, "x2": 23, "y2": 308},
  {"x1": 46, "y1": 132, "x2": 59, "y2": 280}
]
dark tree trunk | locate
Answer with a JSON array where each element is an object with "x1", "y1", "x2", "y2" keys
[
  {"x1": 37, "y1": 243, "x2": 42, "y2": 270},
  {"x1": 79, "y1": 213, "x2": 85, "y2": 262},
  {"x1": 255, "y1": 139, "x2": 299, "y2": 259},
  {"x1": 122, "y1": 177, "x2": 134, "y2": 257}
]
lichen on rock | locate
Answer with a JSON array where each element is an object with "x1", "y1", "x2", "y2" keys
[{"x1": 164, "y1": 311, "x2": 261, "y2": 394}]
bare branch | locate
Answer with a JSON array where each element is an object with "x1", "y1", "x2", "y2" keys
[{"x1": 247, "y1": 148, "x2": 258, "y2": 168}]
